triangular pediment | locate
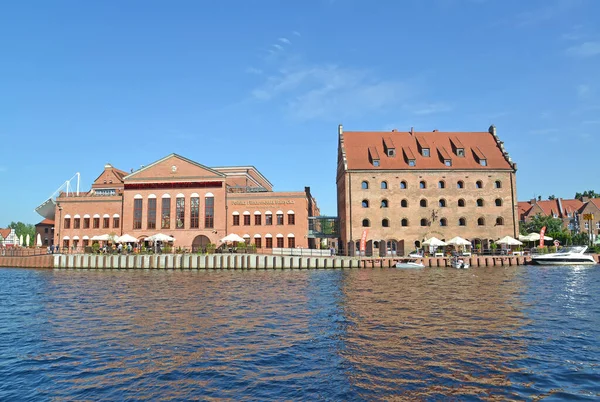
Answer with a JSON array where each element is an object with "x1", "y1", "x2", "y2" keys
[{"x1": 124, "y1": 154, "x2": 225, "y2": 182}]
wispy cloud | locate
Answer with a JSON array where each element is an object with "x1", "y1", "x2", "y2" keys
[
  {"x1": 410, "y1": 102, "x2": 453, "y2": 115},
  {"x1": 516, "y1": 0, "x2": 582, "y2": 26},
  {"x1": 292, "y1": 31, "x2": 301, "y2": 37},
  {"x1": 245, "y1": 66, "x2": 263, "y2": 75},
  {"x1": 577, "y1": 84, "x2": 590, "y2": 97},
  {"x1": 272, "y1": 44, "x2": 284, "y2": 51},
  {"x1": 278, "y1": 37, "x2": 291, "y2": 45},
  {"x1": 566, "y1": 41, "x2": 600, "y2": 57}
]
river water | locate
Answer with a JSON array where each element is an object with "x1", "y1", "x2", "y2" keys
[{"x1": 0, "y1": 266, "x2": 599, "y2": 401}]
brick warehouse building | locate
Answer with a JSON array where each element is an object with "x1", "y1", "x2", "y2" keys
[
  {"x1": 51, "y1": 154, "x2": 319, "y2": 251},
  {"x1": 336, "y1": 125, "x2": 519, "y2": 256}
]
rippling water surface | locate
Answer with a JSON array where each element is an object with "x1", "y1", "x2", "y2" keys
[{"x1": 1, "y1": 266, "x2": 599, "y2": 401}]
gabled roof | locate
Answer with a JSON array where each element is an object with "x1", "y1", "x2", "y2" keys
[
  {"x1": 0, "y1": 229, "x2": 10, "y2": 239},
  {"x1": 124, "y1": 153, "x2": 226, "y2": 180},
  {"x1": 518, "y1": 202, "x2": 533, "y2": 218},
  {"x1": 36, "y1": 219, "x2": 55, "y2": 226},
  {"x1": 341, "y1": 128, "x2": 514, "y2": 170}
]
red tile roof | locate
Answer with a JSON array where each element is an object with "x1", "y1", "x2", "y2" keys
[
  {"x1": 342, "y1": 129, "x2": 513, "y2": 170},
  {"x1": 36, "y1": 219, "x2": 55, "y2": 226},
  {"x1": 0, "y1": 229, "x2": 10, "y2": 239}
]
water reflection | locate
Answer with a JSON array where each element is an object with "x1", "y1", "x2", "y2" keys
[{"x1": 0, "y1": 266, "x2": 598, "y2": 401}]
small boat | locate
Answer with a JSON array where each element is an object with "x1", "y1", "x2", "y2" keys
[
  {"x1": 451, "y1": 257, "x2": 469, "y2": 269},
  {"x1": 531, "y1": 246, "x2": 597, "y2": 265},
  {"x1": 395, "y1": 258, "x2": 425, "y2": 269}
]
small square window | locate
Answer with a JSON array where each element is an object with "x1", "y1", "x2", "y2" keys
[
  {"x1": 422, "y1": 148, "x2": 430, "y2": 157},
  {"x1": 387, "y1": 149, "x2": 395, "y2": 157},
  {"x1": 373, "y1": 160, "x2": 380, "y2": 167},
  {"x1": 480, "y1": 159, "x2": 487, "y2": 166},
  {"x1": 444, "y1": 159, "x2": 452, "y2": 167},
  {"x1": 408, "y1": 159, "x2": 416, "y2": 167},
  {"x1": 457, "y1": 148, "x2": 465, "y2": 157}
]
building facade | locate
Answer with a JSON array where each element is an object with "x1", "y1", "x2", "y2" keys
[
  {"x1": 35, "y1": 219, "x2": 55, "y2": 247},
  {"x1": 337, "y1": 125, "x2": 519, "y2": 256},
  {"x1": 53, "y1": 154, "x2": 318, "y2": 251}
]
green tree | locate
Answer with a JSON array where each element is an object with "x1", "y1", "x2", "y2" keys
[
  {"x1": 575, "y1": 190, "x2": 599, "y2": 201},
  {"x1": 8, "y1": 221, "x2": 35, "y2": 245},
  {"x1": 548, "y1": 195, "x2": 556, "y2": 200},
  {"x1": 522, "y1": 214, "x2": 565, "y2": 236}
]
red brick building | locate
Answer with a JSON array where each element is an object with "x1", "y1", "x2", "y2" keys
[
  {"x1": 53, "y1": 154, "x2": 319, "y2": 251},
  {"x1": 35, "y1": 219, "x2": 55, "y2": 247},
  {"x1": 337, "y1": 125, "x2": 519, "y2": 256}
]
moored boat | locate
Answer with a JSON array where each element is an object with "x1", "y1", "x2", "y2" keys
[
  {"x1": 395, "y1": 258, "x2": 425, "y2": 269},
  {"x1": 531, "y1": 246, "x2": 596, "y2": 265},
  {"x1": 451, "y1": 256, "x2": 469, "y2": 269}
]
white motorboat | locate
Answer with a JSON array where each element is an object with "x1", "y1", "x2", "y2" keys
[
  {"x1": 395, "y1": 258, "x2": 425, "y2": 269},
  {"x1": 451, "y1": 257, "x2": 469, "y2": 269},
  {"x1": 531, "y1": 246, "x2": 597, "y2": 266}
]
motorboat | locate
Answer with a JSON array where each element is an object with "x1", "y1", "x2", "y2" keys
[
  {"x1": 451, "y1": 256, "x2": 469, "y2": 269},
  {"x1": 531, "y1": 246, "x2": 597, "y2": 265},
  {"x1": 408, "y1": 250, "x2": 424, "y2": 258},
  {"x1": 395, "y1": 258, "x2": 425, "y2": 269}
]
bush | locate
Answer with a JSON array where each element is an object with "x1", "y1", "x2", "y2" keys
[
  {"x1": 92, "y1": 243, "x2": 100, "y2": 253},
  {"x1": 206, "y1": 243, "x2": 216, "y2": 254}
]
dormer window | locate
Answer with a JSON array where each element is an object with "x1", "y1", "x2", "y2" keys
[
  {"x1": 480, "y1": 159, "x2": 487, "y2": 166},
  {"x1": 456, "y1": 148, "x2": 465, "y2": 157},
  {"x1": 373, "y1": 160, "x2": 380, "y2": 167},
  {"x1": 368, "y1": 147, "x2": 380, "y2": 167},
  {"x1": 422, "y1": 148, "x2": 430, "y2": 157},
  {"x1": 408, "y1": 159, "x2": 416, "y2": 167},
  {"x1": 444, "y1": 159, "x2": 452, "y2": 167},
  {"x1": 387, "y1": 148, "x2": 395, "y2": 157}
]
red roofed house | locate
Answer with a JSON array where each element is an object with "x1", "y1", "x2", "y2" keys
[
  {"x1": 337, "y1": 125, "x2": 519, "y2": 256},
  {"x1": 35, "y1": 219, "x2": 55, "y2": 247},
  {"x1": 518, "y1": 198, "x2": 584, "y2": 232},
  {"x1": 0, "y1": 228, "x2": 19, "y2": 247}
]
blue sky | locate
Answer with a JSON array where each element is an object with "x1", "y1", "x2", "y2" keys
[{"x1": 1, "y1": 0, "x2": 599, "y2": 226}]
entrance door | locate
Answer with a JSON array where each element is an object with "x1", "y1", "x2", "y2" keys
[{"x1": 192, "y1": 235, "x2": 211, "y2": 252}]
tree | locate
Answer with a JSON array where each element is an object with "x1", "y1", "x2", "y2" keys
[
  {"x1": 548, "y1": 195, "x2": 556, "y2": 200},
  {"x1": 575, "y1": 190, "x2": 599, "y2": 201},
  {"x1": 8, "y1": 222, "x2": 35, "y2": 245},
  {"x1": 521, "y1": 214, "x2": 565, "y2": 236}
]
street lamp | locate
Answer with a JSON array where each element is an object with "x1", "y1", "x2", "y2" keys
[{"x1": 57, "y1": 203, "x2": 62, "y2": 252}]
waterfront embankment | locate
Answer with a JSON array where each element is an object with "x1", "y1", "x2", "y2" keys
[{"x1": 1, "y1": 253, "x2": 599, "y2": 269}]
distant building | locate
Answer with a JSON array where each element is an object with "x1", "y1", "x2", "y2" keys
[
  {"x1": 52, "y1": 154, "x2": 319, "y2": 251},
  {"x1": 336, "y1": 125, "x2": 518, "y2": 256},
  {"x1": 0, "y1": 228, "x2": 19, "y2": 247},
  {"x1": 35, "y1": 219, "x2": 55, "y2": 247}
]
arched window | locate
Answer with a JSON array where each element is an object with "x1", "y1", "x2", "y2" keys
[
  {"x1": 495, "y1": 198, "x2": 502, "y2": 207},
  {"x1": 476, "y1": 180, "x2": 483, "y2": 189},
  {"x1": 382, "y1": 218, "x2": 390, "y2": 227},
  {"x1": 362, "y1": 219, "x2": 370, "y2": 227},
  {"x1": 362, "y1": 181, "x2": 369, "y2": 189},
  {"x1": 401, "y1": 218, "x2": 408, "y2": 227},
  {"x1": 420, "y1": 199, "x2": 428, "y2": 207},
  {"x1": 439, "y1": 199, "x2": 446, "y2": 207},
  {"x1": 400, "y1": 181, "x2": 407, "y2": 189},
  {"x1": 440, "y1": 218, "x2": 447, "y2": 227},
  {"x1": 420, "y1": 218, "x2": 428, "y2": 227},
  {"x1": 438, "y1": 180, "x2": 445, "y2": 189},
  {"x1": 459, "y1": 217, "x2": 466, "y2": 226},
  {"x1": 496, "y1": 217, "x2": 504, "y2": 226},
  {"x1": 401, "y1": 199, "x2": 408, "y2": 208},
  {"x1": 495, "y1": 180, "x2": 502, "y2": 189},
  {"x1": 457, "y1": 180, "x2": 464, "y2": 189},
  {"x1": 420, "y1": 180, "x2": 427, "y2": 189},
  {"x1": 477, "y1": 217, "x2": 485, "y2": 226},
  {"x1": 458, "y1": 199, "x2": 465, "y2": 207},
  {"x1": 477, "y1": 199, "x2": 484, "y2": 207},
  {"x1": 381, "y1": 199, "x2": 389, "y2": 208},
  {"x1": 362, "y1": 199, "x2": 369, "y2": 208},
  {"x1": 381, "y1": 181, "x2": 388, "y2": 189}
]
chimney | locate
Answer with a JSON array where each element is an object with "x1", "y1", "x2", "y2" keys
[
  {"x1": 104, "y1": 163, "x2": 113, "y2": 169},
  {"x1": 338, "y1": 124, "x2": 343, "y2": 135},
  {"x1": 433, "y1": 129, "x2": 438, "y2": 132},
  {"x1": 582, "y1": 196, "x2": 590, "y2": 203},
  {"x1": 391, "y1": 128, "x2": 397, "y2": 132},
  {"x1": 488, "y1": 124, "x2": 497, "y2": 136},
  {"x1": 529, "y1": 198, "x2": 536, "y2": 204},
  {"x1": 410, "y1": 127, "x2": 414, "y2": 135}
]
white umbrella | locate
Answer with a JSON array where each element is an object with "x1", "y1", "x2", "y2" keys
[
  {"x1": 526, "y1": 233, "x2": 553, "y2": 241},
  {"x1": 36, "y1": 233, "x2": 42, "y2": 247},
  {"x1": 26, "y1": 234, "x2": 30, "y2": 247},
  {"x1": 447, "y1": 236, "x2": 471, "y2": 246},
  {"x1": 91, "y1": 234, "x2": 112, "y2": 241},
  {"x1": 145, "y1": 233, "x2": 175, "y2": 242},
  {"x1": 220, "y1": 233, "x2": 245, "y2": 243},
  {"x1": 496, "y1": 236, "x2": 523, "y2": 246},
  {"x1": 117, "y1": 234, "x2": 138, "y2": 243},
  {"x1": 422, "y1": 237, "x2": 447, "y2": 247},
  {"x1": 518, "y1": 234, "x2": 532, "y2": 242},
  {"x1": 19, "y1": 234, "x2": 24, "y2": 247}
]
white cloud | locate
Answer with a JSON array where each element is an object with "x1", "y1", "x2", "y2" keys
[
  {"x1": 272, "y1": 44, "x2": 284, "y2": 51},
  {"x1": 566, "y1": 41, "x2": 600, "y2": 57},
  {"x1": 292, "y1": 31, "x2": 301, "y2": 37},
  {"x1": 516, "y1": 0, "x2": 582, "y2": 26},
  {"x1": 245, "y1": 67, "x2": 263, "y2": 75},
  {"x1": 410, "y1": 102, "x2": 453, "y2": 115},
  {"x1": 278, "y1": 37, "x2": 291, "y2": 45}
]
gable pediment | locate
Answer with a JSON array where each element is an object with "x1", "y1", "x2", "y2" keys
[{"x1": 124, "y1": 154, "x2": 225, "y2": 182}]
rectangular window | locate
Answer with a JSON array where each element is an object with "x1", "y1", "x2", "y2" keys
[
  {"x1": 444, "y1": 159, "x2": 452, "y2": 167},
  {"x1": 408, "y1": 159, "x2": 416, "y2": 167},
  {"x1": 255, "y1": 237, "x2": 262, "y2": 249},
  {"x1": 103, "y1": 217, "x2": 110, "y2": 229},
  {"x1": 243, "y1": 214, "x2": 251, "y2": 225},
  {"x1": 585, "y1": 222, "x2": 589, "y2": 229},
  {"x1": 276, "y1": 213, "x2": 284, "y2": 225},
  {"x1": 176, "y1": 197, "x2": 185, "y2": 229},
  {"x1": 233, "y1": 215, "x2": 240, "y2": 226},
  {"x1": 44, "y1": 228, "x2": 49, "y2": 233},
  {"x1": 83, "y1": 239, "x2": 89, "y2": 247},
  {"x1": 480, "y1": 159, "x2": 487, "y2": 166},
  {"x1": 113, "y1": 217, "x2": 120, "y2": 229},
  {"x1": 276, "y1": 237, "x2": 284, "y2": 248},
  {"x1": 162, "y1": 198, "x2": 171, "y2": 229},
  {"x1": 93, "y1": 217, "x2": 100, "y2": 229},
  {"x1": 266, "y1": 214, "x2": 273, "y2": 225},
  {"x1": 288, "y1": 214, "x2": 295, "y2": 225},
  {"x1": 148, "y1": 198, "x2": 157, "y2": 229},
  {"x1": 457, "y1": 148, "x2": 465, "y2": 157},
  {"x1": 190, "y1": 197, "x2": 199, "y2": 229},
  {"x1": 74, "y1": 218, "x2": 80, "y2": 229},
  {"x1": 84, "y1": 218, "x2": 90, "y2": 229},
  {"x1": 254, "y1": 214, "x2": 261, "y2": 225},
  {"x1": 205, "y1": 197, "x2": 214, "y2": 229},
  {"x1": 422, "y1": 148, "x2": 430, "y2": 157},
  {"x1": 133, "y1": 199, "x2": 143, "y2": 229},
  {"x1": 287, "y1": 237, "x2": 295, "y2": 248},
  {"x1": 266, "y1": 237, "x2": 273, "y2": 249},
  {"x1": 64, "y1": 218, "x2": 70, "y2": 229},
  {"x1": 63, "y1": 239, "x2": 69, "y2": 249},
  {"x1": 373, "y1": 160, "x2": 380, "y2": 167}
]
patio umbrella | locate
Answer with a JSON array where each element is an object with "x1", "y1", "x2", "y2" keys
[
  {"x1": 518, "y1": 234, "x2": 532, "y2": 242},
  {"x1": 145, "y1": 233, "x2": 175, "y2": 242},
  {"x1": 19, "y1": 235, "x2": 23, "y2": 247},
  {"x1": 447, "y1": 236, "x2": 471, "y2": 246},
  {"x1": 496, "y1": 236, "x2": 523, "y2": 246},
  {"x1": 36, "y1": 233, "x2": 42, "y2": 247},
  {"x1": 220, "y1": 233, "x2": 245, "y2": 243},
  {"x1": 117, "y1": 234, "x2": 138, "y2": 243},
  {"x1": 91, "y1": 234, "x2": 112, "y2": 241},
  {"x1": 26, "y1": 234, "x2": 30, "y2": 247},
  {"x1": 422, "y1": 237, "x2": 447, "y2": 247}
]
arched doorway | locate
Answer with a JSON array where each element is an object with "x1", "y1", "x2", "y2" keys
[{"x1": 192, "y1": 235, "x2": 211, "y2": 252}]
